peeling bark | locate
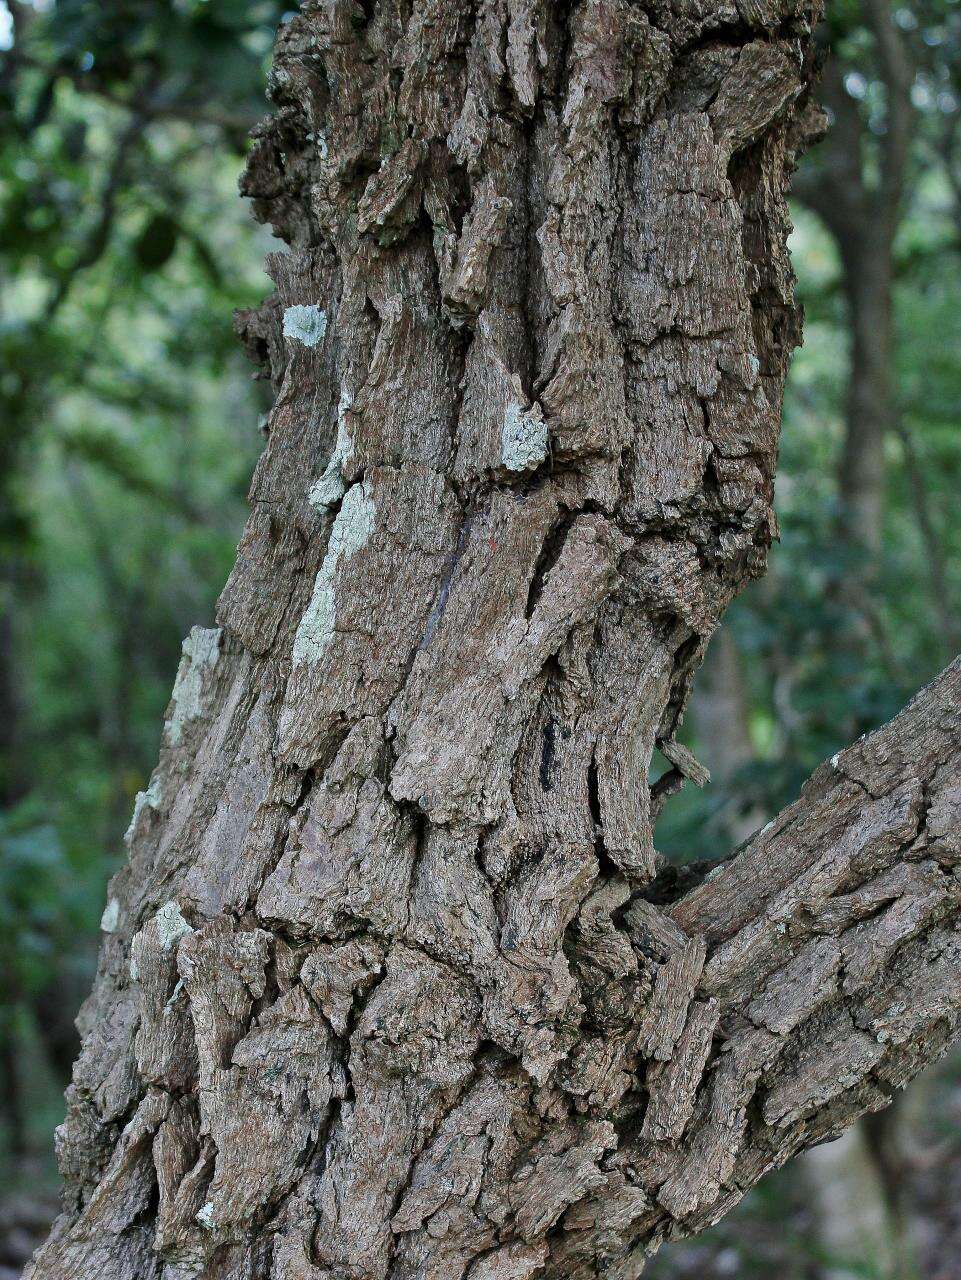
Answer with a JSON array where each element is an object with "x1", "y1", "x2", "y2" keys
[{"x1": 27, "y1": 4, "x2": 961, "y2": 1280}]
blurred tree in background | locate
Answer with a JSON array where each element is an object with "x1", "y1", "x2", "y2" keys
[{"x1": 0, "y1": 2, "x2": 959, "y2": 1278}]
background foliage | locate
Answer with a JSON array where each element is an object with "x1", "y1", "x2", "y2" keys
[{"x1": 0, "y1": 3, "x2": 959, "y2": 1278}]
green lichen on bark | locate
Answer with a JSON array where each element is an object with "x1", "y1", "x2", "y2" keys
[
  {"x1": 292, "y1": 481, "x2": 376, "y2": 664},
  {"x1": 281, "y1": 303, "x2": 328, "y2": 347}
]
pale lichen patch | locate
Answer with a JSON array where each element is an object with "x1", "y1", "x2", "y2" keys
[
  {"x1": 129, "y1": 902, "x2": 191, "y2": 982},
  {"x1": 283, "y1": 304, "x2": 328, "y2": 348},
  {"x1": 501, "y1": 400, "x2": 548, "y2": 472},
  {"x1": 154, "y1": 901, "x2": 194, "y2": 952},
  {"x1": 293, "y1": 481, "x2": 376, "y2": 664},
  {"x1": 164, "y1": 977, "x2": 185, "y2": 1011},
  {"x1": 293, "y1": 581, "x2": 336, "y2": 665},
  {"x1": 308, "y1": 468, "x2": 347, "y2": 511},
  {"x1": 165, "y1": 627, "x2": 222, "y2": 746},
  {"x1": 100, "y1": 897, "x2": 121, "y2": 933},
  {"x1": 307, "y1": 395, "x2": 354, "y2": 512},
  {"x1": 124, "y1": 773, "x2": 164, "y2": 846}
]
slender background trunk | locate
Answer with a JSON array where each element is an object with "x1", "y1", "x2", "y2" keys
[
  {"x1": 838, "y1": 232, "x2": 892, "y2": 558},
  {"x1": 690, "y1": 629, "x2": 763, "y2": 846},
  {"x1": 791, "y1": 12, "x2": 922, "y2": 1276}
]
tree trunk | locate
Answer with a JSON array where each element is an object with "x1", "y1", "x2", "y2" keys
[
  {"x1": 837, "y1": 230, "x2": 892, "y2": 558},
  {"x1": 690, "y1": 627, "x2": 763, "y2": 845},
  {"x1": 27, "y1": 5, "x2": 961, "y2": 1280},
  {"x1": 803, "y1": 1126, "x2": 900, "y2": 1280}
]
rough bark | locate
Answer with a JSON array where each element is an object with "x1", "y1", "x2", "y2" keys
[{"x1": 26, "y1": 4, "x2": 961, "y2": 1280}]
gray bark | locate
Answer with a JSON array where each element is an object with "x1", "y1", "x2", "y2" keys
[{"x1": 26, "y1": 4, "x2": 961, "y2": 1280}]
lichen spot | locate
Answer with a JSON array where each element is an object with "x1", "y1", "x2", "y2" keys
[
  {"x1": 197, "y1": 1202, "x2": 216, "y2": 1231},
  {"x1": 307, "y1": 406, "x2": 353, "y2": 512},
  {"x1": 124, "y1": 773, "x2": 163, "y2": 846},
  {"x1": 501, "y1": 401, "x2": 548, "y2": 472},
  {"x1": 293, "y1": 481, "x2": 376, "y2": 664},
  {"x1": 154, "y1": 901, "x2": 193, "y2": 951},
  {"x1": 283, "y1": 304, "x2": 328, "y2": 348},
  {"x1": 165, "y1": 626, "x2": 222, "y2": 745},
  {"x1": 307, "y1": 468, "x2": 347, "y2": 512},
  {"x1": 100, "y1": 897, "x2": 121, "y2": 933}
]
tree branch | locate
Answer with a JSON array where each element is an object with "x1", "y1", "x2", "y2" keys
[
  {"x1": 862, "y1": 0, "x2": 914, "y2": 229},
  {"x1": 791, "y1": 57, "x2": 867, "y2": 239},
  {"x1": 893, "y1": 418, "x2": 961, "y2": 660},
  {"x1": 42, "y1": 115, "x2": 143, "y2": 322},
  {"x1": 614, "y1": 657, "x2": 961, "y2": 1242},
  {"x1": 4, "y1": 50, "x2": 258, "y2": 134}
]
